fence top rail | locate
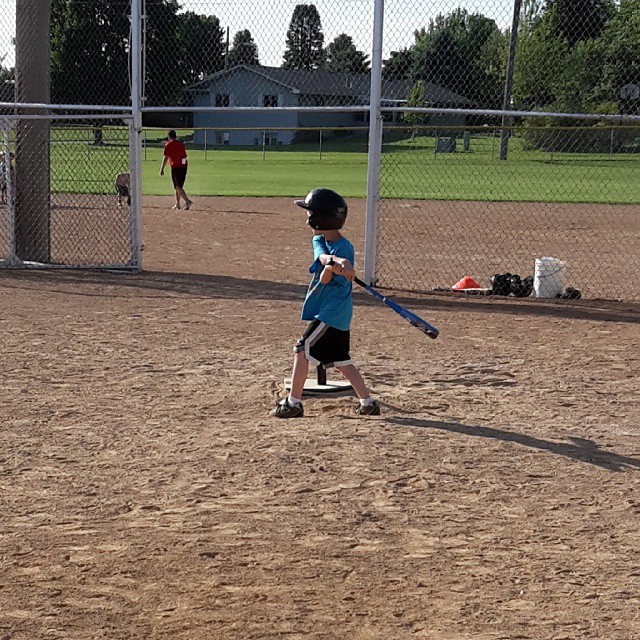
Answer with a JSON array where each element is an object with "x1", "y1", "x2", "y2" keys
[
  {"x1": 1, "y1": 102, "x2": 637, "y2": 123},
  {"x1": 144, "y1": 105, "x2": 638, "y2": 123},
  {"x1": 384, "y1": 124, "x2": 640, "y2": 132},
  {"x1": 0, "y1": 114, "x2": 133, "y2": 122},
  {"x1": 0, "y1": 102, "x2": 133, "y2": 112},
  {"x1": 184, "y1": 126, "x2": 371, "y2": 133},
  {"x1": 141, "y1": 106, "x2": 370, "y2": 113},
  {"x1": 389, "y1": 107, "x2": 640, "y2": 123}
]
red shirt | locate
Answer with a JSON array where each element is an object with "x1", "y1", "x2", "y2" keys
[{"x1": 163, "y1": 139, "x2": 187, "y2": 167}]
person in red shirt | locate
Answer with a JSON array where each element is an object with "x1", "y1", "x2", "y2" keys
[{"x1": 160, "y1": 130, "x2": 193, "y2": 210}]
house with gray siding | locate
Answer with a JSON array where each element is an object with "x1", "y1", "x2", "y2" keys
[{"x1": 186, "y1": 65, "x2": 473, "y2": 146}]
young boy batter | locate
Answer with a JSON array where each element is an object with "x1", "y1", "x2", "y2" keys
[{"x1": 272, "y1": 188, "x2": 380, "y2": 419}]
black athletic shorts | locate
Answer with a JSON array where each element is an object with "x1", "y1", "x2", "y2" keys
[
  {"x1": 295, "y1": 320, "x2": 352, "y2": 368},
  {"x1": 171, "y1": 166, "x2": 188, "y2": 189}
]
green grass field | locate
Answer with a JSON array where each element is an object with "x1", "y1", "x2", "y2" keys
[{"x1": 48, "y1": 128, "x2": 640, "y2": 204}]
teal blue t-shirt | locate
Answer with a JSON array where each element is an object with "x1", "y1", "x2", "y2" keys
[{"x1": 301, "y1": 234, "x2": 354, "y2": 331}]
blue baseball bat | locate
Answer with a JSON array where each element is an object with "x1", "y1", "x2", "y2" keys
[{"x1": 354, "y1": 277, "x2": 439, "y2": 339}]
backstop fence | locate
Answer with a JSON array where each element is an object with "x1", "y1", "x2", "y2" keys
[
  {"x1": 0, "y1": 0, "x2": 638, "y2": 298},
  {"x1": 0, "y1": 115, "x2": 136, "y2": 269}
]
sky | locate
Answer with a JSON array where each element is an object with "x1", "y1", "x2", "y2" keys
[
  {"x1": 0, "y1": 0, "x2": 515, "y2": 69},
  {"x1": 188, "y1": 0, "x2": 514, "y2": 66}
]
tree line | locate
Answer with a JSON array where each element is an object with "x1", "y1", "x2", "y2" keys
[
  {"x1": 4, "y1": 0, "x2": 639, "y2": 116},
  {"x1": 25, "y1": 1, "x2": 369, "y2": 106},
  {"x1": 385, "y1": 0, "x2": 639, "y2": 116}
]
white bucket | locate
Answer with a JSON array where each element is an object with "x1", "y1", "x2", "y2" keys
[{"x1": 534, "y1": 257, "x2": 566, "y2": 298}]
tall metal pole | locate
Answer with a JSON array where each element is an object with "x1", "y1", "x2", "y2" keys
[
  {"x1": 499, "y1": 0, "x2": 522, "y2": 161},
  {"x1": 3, "y1": 122, "x2": 16, "y2": 264},
  {"x1": 130, "y1": 0, "x2": 143, "y2": 270},
  {"x1": 225, "y1": 27, "x2": 230, "y2": 69},
  {"x1": 363, "y1": 0, "x2": 384, "y2": 286},
  {"x1": 15, "y1": 0, "x2": 51, "y2": 263}
]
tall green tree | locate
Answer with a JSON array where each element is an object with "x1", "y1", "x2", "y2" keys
[
  {"x1": 597, "y1": 0, "x2": 640, "y2": 111},
  {"x1": 325, "y1": 34, "x2": 369, "y2": 74},
  {"x1": 544, "y1": 0, "x2": 615, "y2": 47},
  {"x1": 382, "y1": 48, "x2": 413, "y2": 80},
  {"x1": 514, "y1": 16, "x2": 569, "y2": 108},
  {"x1": 521, "y1": 0, "x2": 545, "y2": 29},
  {"x1": 0, "y1": 55, "x2": 14, "y2": 84},
  {"x1": 178, "y1": 12, "x2": 226, "y2": 85},
  {"x1": 514, "y1": 0, "x2": 616, "y2": 111},
  {"x1": 143, "y1": 0, "x2": 184, "y2": 105},
  {"x1": 282, "y1": 4, "x2": 325, "y2": 70},
  {"x1": 227, "y1": 30, "x2": 260, "y2": 67},
  {"x1": 51, "y1": 0, "x2": 225, "y2": 106},
  {"x1": 403, "y1": 80, "x2": 426, "y2": 139},
  {"x1": 382, "y1": 10, "x2": 506, "y2": 106},
  {"x1": 51, "y1": 0, "x2": 130, "y2": 105},
  {"x1": 411, "y1": 10, "x2": 507, "y2": 108}
]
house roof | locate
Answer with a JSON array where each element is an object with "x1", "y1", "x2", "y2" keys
[{"x1": 186, "y1": 65, "x2": 473, "y2": 106}]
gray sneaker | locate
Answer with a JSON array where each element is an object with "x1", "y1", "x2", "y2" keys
[
  {"x1": 271, "y1": 398, "x2": 304, "y2": 419},
  {"x1": 355, "y1": 400, "x2": 380, "y2": 416}
]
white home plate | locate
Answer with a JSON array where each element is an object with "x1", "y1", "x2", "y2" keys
[{"x1": 284, "y1": 377, "x2": 354, "y2": 397}]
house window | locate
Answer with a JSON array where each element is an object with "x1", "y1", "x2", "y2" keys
[
  {"x1": 263, "y1": 94, "x2": 278, "y2": 108},
  {"x1": 215, "y1": 93, "x2": 230, "y2": 107}
]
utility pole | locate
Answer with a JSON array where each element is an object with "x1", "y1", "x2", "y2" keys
[
  {"x1": 499, "y1": 0, "x2": 522, "y2": 161},
  {"x1": 225, "y1": 27, "x2": 230, "y2": 69},
  {"x1": 15, "y1": 0, "x2": 51, "y2": 262}
]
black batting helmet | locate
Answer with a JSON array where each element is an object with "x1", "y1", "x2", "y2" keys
[{"x1": 294, "y1": 188, "x2": 348, "y2": 231}]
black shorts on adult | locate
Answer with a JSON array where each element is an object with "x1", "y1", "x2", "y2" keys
[
  {"x1": 171, "y1": 166, "x2": 188, "y2": 189},
  {"x1": 295, "y1": 320, "x2": 352, "y2": 368}
]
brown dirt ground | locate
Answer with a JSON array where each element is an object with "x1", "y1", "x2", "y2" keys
[
  {"x1": 376, "y1": 199, "x2": 639, "y2": 300},
  {"x1": 1, "y1": 196, "x2": 639, "y2": 640}
]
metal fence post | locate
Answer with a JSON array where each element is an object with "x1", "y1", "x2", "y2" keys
[
  {"x1": 130, "y1": 0, "x2": 143, "y2": 271},
  {"x1": 364, "y1": 0, "x2": 384, "y2": 287},
  {"x1": 499, "y1": 0, "x2": 522, "y2": 161},
  {"x1": 3, "y1": 122, "x2": 16, "y2": 265}
]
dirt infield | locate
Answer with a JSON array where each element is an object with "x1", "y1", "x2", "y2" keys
[
  {"x1": 1, "y1": 196, "x2": 639, "y2": 640},
  {"x1": 377, "y1": 199, "x2": 640, "y2": 300}
]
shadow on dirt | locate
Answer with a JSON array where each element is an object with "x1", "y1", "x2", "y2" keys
[
  {"x1": 386, "y1": 416, "x2": 640, "y2": 472},
  {"x1": 1, "y1": 269, "x2": 638, "y2": 325}
]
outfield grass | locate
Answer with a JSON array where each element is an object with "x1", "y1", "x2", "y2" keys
[
  {"x1": 48, "y1": 129, "x2": 640, "y2": 204},
  {"x1": 380, "y1": 135, "x2": 640, "y2": 203}
]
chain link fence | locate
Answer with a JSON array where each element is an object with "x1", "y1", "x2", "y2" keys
[
  {"x1": 375, "y1": 0, "x2": 639, "y2": 300},
  {"x1": 376, "y1": 121, "x2": 639, "y2": 299},
  {"x1": 0, "y1": 117, "x2": 136, "y2": 268},
  {"x1": 0, "y1": 0, "x2": 638, "y2": 297},
  {"x1": 0, "y1": 0, "x2": 627, "y2": 116}
]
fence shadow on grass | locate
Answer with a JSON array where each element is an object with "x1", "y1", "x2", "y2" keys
[
  {"x1": 0, "y1": 269, "x2": 638, "y2": 325},
  {"x1": 386, "y1": 417, "x2": 640, "y2": 472}
]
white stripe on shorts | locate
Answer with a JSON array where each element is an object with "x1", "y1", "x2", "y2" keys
[{"x1": 304, "y1": 322, "x2": 328, "y2": 367}]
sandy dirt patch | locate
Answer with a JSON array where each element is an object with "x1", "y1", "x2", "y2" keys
[{"x1": 1, "y1": 196, "x2": 638, "y2": 639}]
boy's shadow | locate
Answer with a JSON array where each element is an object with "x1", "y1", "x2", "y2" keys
[{"x1": 386, "y1": 417, "x2": 639, "y2": 472}]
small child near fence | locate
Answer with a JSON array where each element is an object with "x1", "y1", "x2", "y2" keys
[
  {"x1": 114, "y1": 171, "x2": 131, "y2": 207},
  {"x1": 0, "y1": 152, "x2": 14, "y2": 205}
]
